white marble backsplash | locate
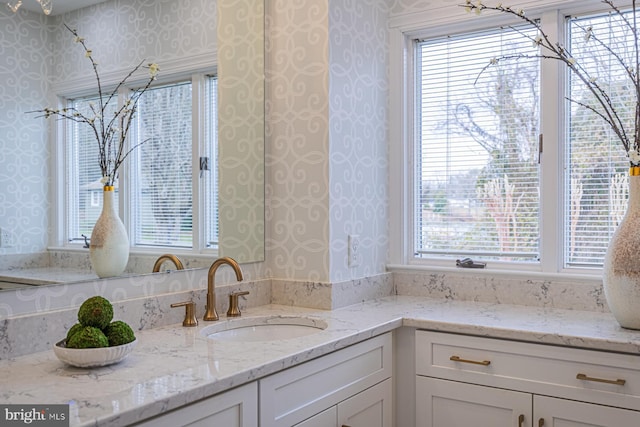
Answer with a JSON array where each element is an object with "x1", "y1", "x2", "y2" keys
[
  {"x1": 271, "y1": 273, "x2": 393, "y2": 309},
  {"x1": 393, "y1": 269, "x2": 608, "y2": 312},
  {"x1": 0, "y1": 278, "x2": 271, "y2": 359},
  {"x1": 1, "y1": 268, "x2": 613, "y2": 359}
]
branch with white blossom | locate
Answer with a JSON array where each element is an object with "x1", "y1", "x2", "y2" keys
[
  {"x1": 29, "y1": 25, "x2": 160, "y2": 186},
  {"x1": 462, "y1": 0, "x2": 640, "y2": 163}
]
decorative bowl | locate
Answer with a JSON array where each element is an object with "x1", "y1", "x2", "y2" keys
[{"x1": 53, "y1": 338, "x2": 137, "y2": 368}]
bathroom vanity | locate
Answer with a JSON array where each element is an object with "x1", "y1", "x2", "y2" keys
[{"x1": 2, "y1": 296, "x2": 640, "y2": 426}]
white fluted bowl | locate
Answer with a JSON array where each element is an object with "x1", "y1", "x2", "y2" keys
[{"x1": 53, "y1": 339, "x2": 137, "y2": 368}]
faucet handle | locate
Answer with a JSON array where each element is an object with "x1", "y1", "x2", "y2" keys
[
  {"x1": 227, "y1": 291, "x2": 250, "y2": 317},
  {"x1": 171, "y1": 301, "x2": 198, "y2": 327}
]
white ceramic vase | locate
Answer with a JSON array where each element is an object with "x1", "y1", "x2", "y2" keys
[
  {"x1": 603, "y1": 169, "x2": 640, "y2": 329},
  {"x1": 89, "y1": 186, "x2": 129, "y2": 278}
]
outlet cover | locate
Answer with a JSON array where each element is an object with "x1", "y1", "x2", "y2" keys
[
  {"x1": 0, "y1": 227, "x2": 15, "y2": 248},
  {"x1": 348, "y1": 234, "x2": 361, "y2": 267}
]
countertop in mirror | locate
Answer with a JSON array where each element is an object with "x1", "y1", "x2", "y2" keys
[{"x1": 0, "y1": 267, "x2": 98, "y2": 288}]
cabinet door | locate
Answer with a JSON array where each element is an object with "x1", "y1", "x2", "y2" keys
[
  {"x1": 295, "y1": 407, "x2": 337, "y2": 427},
  {"x1": 534, "y1": 395, "x2": 640, "y2": 427},
  {"x1": 416, "y1": 377, "x2": 532, "y2": 427},
  {"x1": 338, "y1": 378, "x2": 392, "y2": 427},
  {"x1": 133, "y1": 382, "x2": 258, "y2": 427}
]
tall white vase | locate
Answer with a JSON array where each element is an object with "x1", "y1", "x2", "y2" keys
[
  {"x1": 603, "y1": 168, "x2": 640, "y2": 329},
  {"x1": 89, "y1": 186, "x2": 129, "y2": 278}
]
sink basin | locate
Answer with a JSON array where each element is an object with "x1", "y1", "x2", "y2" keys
[{"x1": 200, "y1": 315, "x2": 328, "y2": 342}]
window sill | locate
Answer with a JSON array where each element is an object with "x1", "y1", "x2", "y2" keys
[{"x1": 386, "y1": 263, "x2": 603, "y2": 285}]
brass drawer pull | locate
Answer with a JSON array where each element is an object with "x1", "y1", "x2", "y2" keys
[
  {"x1": 518, "y1": 414, "x2": 525, "y2": 427},
  {"x1": 576, "y1": 373, "x2": 626, "y2": 386},
  {"x1": 538, "y1": 418, "x2": 545, "y2": 427},
  {"x1": 449, "y1": 355, "x2": 491, "y2": 366}
]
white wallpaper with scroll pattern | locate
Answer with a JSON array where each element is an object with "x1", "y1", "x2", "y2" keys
[
  {"x1": 51, "y1": 0, "x2": 217, "y2": 84},
  {"x1": 265, "y1": 0, "x2": 331, "y2": 281},
  {"x1": 265, "y1": 0, "x2": 389, "y2": 282},
  {"x1": 328, "y1": 0, "x2": 389, "y2": 282},
  {"x1": 0, "y1": 10, "x2": 51, "y2": 256},
  {"x1": 218, "y1": 0, "x2": 265, "y2": 263}
]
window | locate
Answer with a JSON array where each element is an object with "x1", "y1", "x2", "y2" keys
[
  {"x1": 565, "y1": 11, "x2": 635, "y2": 267},
  {"x1": 414, "y1": 24, "x2": 540, "y2": 262},
  {"x1": 67, "y1": 95, "x2": 119, "y2": 244},
  {"x1": 65, "y1": 74, "x2": 218, "y2": 253},
  {"x1": 131, "y1": 82, "x2": 194, "y2": 248},
  {"x1": 405, "y1": 4, "x2": 637, "y2": 271}
]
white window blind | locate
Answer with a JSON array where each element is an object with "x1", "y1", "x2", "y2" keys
[
  {"x1": 414, "y1": 24, "x2": 540, "y2": 261},
  {"x1": 131, "y1": 82, "x2": 193, "y2": 248},
  {"x1": 67, "y1": 95, "x2": 118, "y2": 243},
  {"x1": 204, "y1": 75, "x2": 219, "y2": 249},
  {"x1": 565, "y1": 11, "x2": 636, "y2": 267}
]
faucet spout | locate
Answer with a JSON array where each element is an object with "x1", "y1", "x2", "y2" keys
[
  {"x1": 152, "y1": 254, "x2": 185, "y2": 272},
  {"x1": 204, "y1": 257, "x2": 243, "y2": 321}
]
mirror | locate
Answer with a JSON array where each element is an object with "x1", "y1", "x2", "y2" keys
[{"x1": 0, "y1": 0, "x2": 264, "y2": 290}]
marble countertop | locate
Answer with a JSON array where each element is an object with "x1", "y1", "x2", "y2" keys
[{"x1": 3, "y1": 296, "x2": 640, "y2": 427}]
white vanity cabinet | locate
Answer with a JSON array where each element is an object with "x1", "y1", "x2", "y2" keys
[
  {"x1": 415, "y1": 330, "x2": 640, "y2": 427},
  {"x1": 132, "y1": 381, "x2": 257, "y2": 427},
  {"x1": 260, "y1": 332, "x2": 393, "y2": 427}
]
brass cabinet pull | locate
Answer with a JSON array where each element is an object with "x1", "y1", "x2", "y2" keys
[
  {"x1": 576, "y1": 373, "x2": 626, "y2": 386},
  {"x1": 518, "y1": 414, "x2": 525, "y2": 427},
  {"x1": 538, "y1": 418, "x2": 545, "y2": 427},
  {"x1": 449, "y1": 355, "x2": 491, "y2": 366}
]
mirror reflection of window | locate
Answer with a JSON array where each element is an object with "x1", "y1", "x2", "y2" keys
[
  {"x1": 66, "y1": 95, "x2": 119, "y2": 244},
  {"x1": 204, "y1": 75, "x2": 219, "y2": 250},
  {"x1": 134, "y1": 81, "x2": 194, "y2": 248},
  {"x1": 64, "y1": 74, "x2": 218, "y2": 251}
]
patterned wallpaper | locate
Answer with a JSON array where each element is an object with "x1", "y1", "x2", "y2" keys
[
  {"x1": 328, "y1": 0, "x2": 389, "y2": 282},
  {"x1": 0, "y1": 9, "x2": 51, "y2": 256},
  {"x1": 265, "y1": 0, "x2": 390, "y2": 283},
  {"x1": 218, "y1": 0, "x2": 265, "y2": 263},
  {"x1": 265, "y1": 0, "x2": 331, "y2": 282},
  {"x1": 51, "y1": 0, "x2": 217, "y2": 83}
]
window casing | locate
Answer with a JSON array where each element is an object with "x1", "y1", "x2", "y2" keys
[
  {"x1": 400, "y1": 2, "x2": 637, "y2": 274},
  {"x1": 64, "y1": 73, "x2": 218, "y2": 254}
]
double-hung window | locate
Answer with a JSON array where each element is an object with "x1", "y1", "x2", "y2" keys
[
  {"x1": 414, "y1": 24, "x2": 540, "y2": 263},
  {"x1": 407, "y1": 4, "x2": 636, "y2": 272},
  {"x1": 65, "y1": 74, "x2": 218, "y2": 253}
]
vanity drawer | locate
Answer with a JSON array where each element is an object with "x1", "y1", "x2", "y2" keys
[{"x1": 416, "y1": 330, "x2": 640, "y2": 411}]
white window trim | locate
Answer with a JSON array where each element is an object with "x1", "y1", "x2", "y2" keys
[
  {"x1": 387, "y1": 0, "x2": 624, "y2": 282},
  {"x1": 48, "y1": 53, "x2": 219, "y2": 259}
]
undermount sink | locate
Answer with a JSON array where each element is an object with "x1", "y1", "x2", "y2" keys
[{"x1": 200, "y1": 315, "x2": 328, "y2": 342}]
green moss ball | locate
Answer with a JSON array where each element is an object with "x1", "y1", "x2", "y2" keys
[
  {"x1": 66, "y1": 323, "x2": 83, "y2": 342},
  {"x1": 103, "y1": 321, "x2": 136, "y2": 347},
  {"x1": 78, "y1": 296, "x2": 113, "y2": 329},
  {"x1": 66, "y1": 326, "x2": 109, "y2": 349}
]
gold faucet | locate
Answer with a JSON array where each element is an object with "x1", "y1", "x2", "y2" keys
[
  {"x1": 204, "y1": 257, "x2": 243, "y2": 321},
  {"x1": 152, "y1": 254, "x2": 185, "y2": 272}
]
